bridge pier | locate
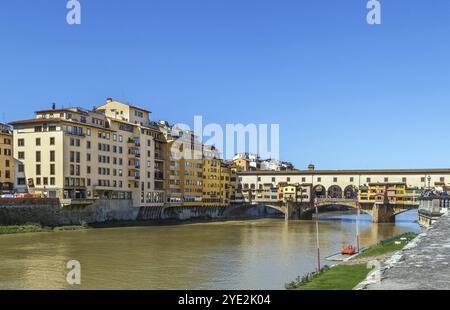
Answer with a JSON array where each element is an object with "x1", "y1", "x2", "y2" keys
[{"x1": 370, "y1": 204, "x2": 395, "y2": 223}]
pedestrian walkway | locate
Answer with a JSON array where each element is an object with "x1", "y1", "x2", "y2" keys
[{"x1": 363, "y1": 213, "x2": 450, "y2": 290}]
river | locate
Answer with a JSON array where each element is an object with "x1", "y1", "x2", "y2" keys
[{"x1": 0, "y1": 210, "x2": 420, "y2": 290}]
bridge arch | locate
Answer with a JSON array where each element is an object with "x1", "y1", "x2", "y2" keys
[
  {"x1": 344, "y1": 185, "x2": 357, "y2": 199},
  {"x1": 328, "y1": 185, "x2": 343, "y2": 198},
  {"x1": 313, "y1": 185, "x2": 326, "y2": 198}
]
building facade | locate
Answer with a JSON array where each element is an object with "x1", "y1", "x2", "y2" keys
[
  {"x1": 10, "y1": 99, "x2": 165, "y2": 207},
  {"x1": 0, "y1": 123, "x2": 13, "y2": 194},
  {"x1": 239, "y1": 168, "x2": 450, "y2": 203},
  {"x1": 159, "y1": 122, "x2": 204, "y2": 206}
]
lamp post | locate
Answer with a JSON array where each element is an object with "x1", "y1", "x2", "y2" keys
[
  {"x1": 314, "y1": 198, "x2": 321, "y2": 272},
  {"x1": 354, "y1": 186, "x2": 360, "y2": 253}
]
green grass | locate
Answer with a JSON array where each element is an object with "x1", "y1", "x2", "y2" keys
[
  {"x1": 0, "y1": 224, "x2": 44, "y2": 234},
  {"x1": 294, "y1": 265, "x2": 372, "y2": 290},
  {"x1": 0, "y1": 222, "x2": 89, "y2": 235},
  {"x1": 287, "y1": 232, "x2": 419, "y2": 290},
  {"x1": 355, "y1": 232, "x2": 418, "y2": 258}
]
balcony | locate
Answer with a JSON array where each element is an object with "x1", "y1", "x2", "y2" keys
[
  {"x1": 128, "y1": 151, "x2": 141, "y2": 158},
  {"x1": 127, "y1": 138, "x2": 140, "y2": 147},
  {"x1": 155, "y1": 153, "x2": 164, "y2": 161}
]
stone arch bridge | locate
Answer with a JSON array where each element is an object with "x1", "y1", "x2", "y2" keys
[{"x1": 262, "y1": 198, "x2": 417, "y2": 223}]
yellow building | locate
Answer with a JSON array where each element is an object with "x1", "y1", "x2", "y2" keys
[
  {"x1": 359, "y1": 182, "x2": 420, "y2": 205},
  {"x1": 202, "y1": 145, "x2": 223, "y2": 206},
  {"x1": 277, "y1": 183, "x2": 312, "y2": 203},
  {"x1": 233, "y1": 158, "x2": 250, "y2": 172},
  {"x1": 220, "y1": 161, "x2": 238, "y2": 205},
  {"x1": 0, "y1": 123, "x2": 14, "y2": 194},
  {"x1": 160, "y1": 123, "x2": 203, "y2": 206}
]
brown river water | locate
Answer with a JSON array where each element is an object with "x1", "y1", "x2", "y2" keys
[{"x1": 0, "y1": 210, "x2": 420, "y2": 290}]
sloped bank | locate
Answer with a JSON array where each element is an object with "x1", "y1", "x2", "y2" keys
[{"x1": 0, "y1": 198, "x2": 281, "y2": 227}]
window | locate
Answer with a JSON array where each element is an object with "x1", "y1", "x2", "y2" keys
[
  {"x1": 50, "y1": 151, "x2": 55, "y2": 162},
  {"x1": 50, "y1": 178, "x2": 55, "y2": 185},
  {"x1": 333, "y1": 177, "x2": 338, "y2": 182},
  {"x1": 18, "y1": 139, "x2": 25, "y2": 146},
  {"x1": 302, "y1": 177, "x2": 306, "y2": 182},
  {"x1": 36, "y1": 164, "x2": 41, "y2": 176},
  {"x1": 441, "y1": 177, "x2": 445, "y2": 182},
  {"x1": 18, "y1": 152, "x2": 25, "y2": 159},
  {"x1": 402, "y1": 177, "x2": 407, "y2": 183},
  {"x1": 50, "y1": 164, "x2": 55, "y2": 175},
  {"x1": 317, "y1": 177, "x2": 322, "y2": 182},
  {"x1": 18, "y1": 164, "x2": 24, "y2": 173},
  {"x1": 50, "y1": 137, "x2": 55, "y2": 145},
  {"x1": 350, "y1": 177, "x2": 354, "y2": 182},
  {"x1": 367, "y1": 177, "x2": 371, "y2": 183},
  {"x1": 36, "y1": 151, "x2": 41, "y2": 162},
  {"x1": 36, "y1": 138, "x2": 41, "y2": 146},
  {"x1": 384, "y1": 177, "x2": 389, "y2": 182}
]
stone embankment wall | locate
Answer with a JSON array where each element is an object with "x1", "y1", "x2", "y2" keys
[{"x1": 0, "y1": 199, "x2": 280, "y2": 226}]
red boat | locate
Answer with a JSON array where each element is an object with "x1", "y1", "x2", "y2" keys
[{"x1": 341, "y1": 245, "x2": 357, "y2": 255}]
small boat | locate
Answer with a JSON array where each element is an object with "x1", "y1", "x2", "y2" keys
[{"x1": 341, "y1": 245, "x2": 357, "y2": 255}]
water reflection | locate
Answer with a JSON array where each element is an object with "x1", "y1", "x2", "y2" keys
[{"x1": 0, "y1": 210, "x2": 420, "y2": 290}]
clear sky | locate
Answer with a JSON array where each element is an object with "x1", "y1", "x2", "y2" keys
[{"x1": 0, "y1": 0, "x2": 449, "y2": 170}]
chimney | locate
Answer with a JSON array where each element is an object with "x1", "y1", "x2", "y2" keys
[
  {"x1": 308, "y1": 164, "x2": 315, "y2": 171},
  {"x1": 106, "y1": 98, "x2": 113, "y2": 103}
]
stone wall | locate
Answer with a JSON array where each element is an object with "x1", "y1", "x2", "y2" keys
[{"x1": 0, "y1": 199, "x2": 281, "y2": 226}]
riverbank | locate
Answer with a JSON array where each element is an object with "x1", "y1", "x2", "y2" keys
[
  {"x1": 0, "y1": 214, "x2": 285, "y2": 236},
  {"x1": 0, "y1": 222, "x2": 89, "y2": 235},
  {"x1": 287, "y1": 232, "x2": 419, "y2": 290}
]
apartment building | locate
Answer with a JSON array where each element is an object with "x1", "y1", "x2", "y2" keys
[
  {"x1": 203, "y1": 145, "x2": 223, "y2": 206},
  {"x1": 220, "y1": 161, "x2": 239, "y2": 205},
  {"x1": 10, "y1": 99, "x2": 165, "y2": 207},
  {"x1": 0, "y1": 123, "x2": 13, "y2": 194},
  {"x1": 159, "y1": 122, "x2": 203, "y2": 206},
  {"x1": 232, "y1": 153, "x2": 261, "y2": 172}
]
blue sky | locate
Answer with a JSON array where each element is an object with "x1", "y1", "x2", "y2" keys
[{"x1": 0, "y1": 0, "x2": 449, "y2": 169}]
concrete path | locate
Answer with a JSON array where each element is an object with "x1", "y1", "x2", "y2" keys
[{"x1": 362, "y1": 213, "x2": 450, "y2": 290}]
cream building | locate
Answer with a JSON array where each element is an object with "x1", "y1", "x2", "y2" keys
[
  {"x1": 0, "y1": 123, "x2": 13, "y2": 194},
  {"x1": 239, "y1": 168, "x2": 450, "y2": 202},
  {"x1": 10, "y1": 99, "x2": 165, "y2": 207},
  {"x1": 158, "y1": 122, "x2": 203, "y2": 206}
]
